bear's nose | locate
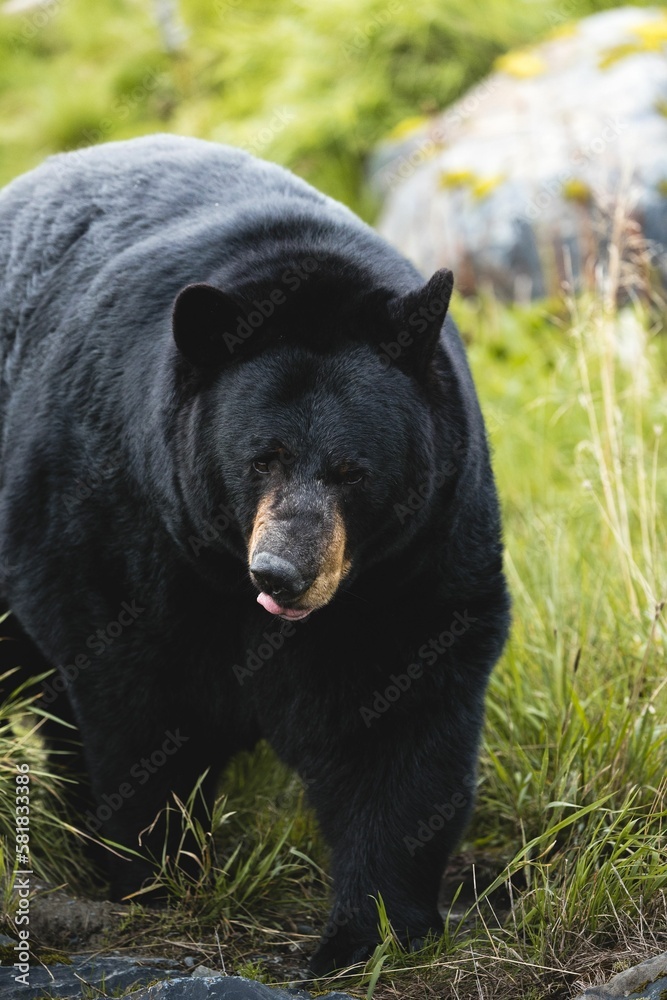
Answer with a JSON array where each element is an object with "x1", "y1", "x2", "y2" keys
[{"x1": 250, "y1": 552, "x2": 308, "y2": 601}]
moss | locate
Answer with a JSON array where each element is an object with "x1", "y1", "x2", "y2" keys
[
  {"x1": 437, "y1": 169, "x2": 505, "y2": 198},
  {"x1": 472, "y1": 173, "x2": 505, "y2": 199},
  {"x1": 37, "y1": 950, "x2": 72, "y2": 966},
  {"x1": 234, "y1": 960, "x2": 274, "y2": 983},
  {"x1": 385, "y1": 115, "x2": 429, "y2": 141},
  {"x1": 494, "y1": 48, "x2": 547, "y2": 78},
  {"x1": 600, "y1": 13, "x2": 667, "y2": 68},
  {"x1": 117, "y1": 978, "x2": 164, "y2": 995},
  {"x1": 657, "y1": 180, "x2": 667, "y2": 197},
  {"x1": 545, "y1": 22, "x2": 578, "y2": 42},
  {"x1": 0, "y1": 945, "x2": 71, "y2": 966},
  {"x1": 626, "y1": 980, "x2": 667, "y2": 1000},
  {"x1": 633, "y1": 14, "x2": 667, "y2": 49},
  {"x1": 438, "y1": 169, "x2": 476, "y2": 189},
  {"x1": 562, "y1": 178, "x2": 592, "y2": 204},
  {"x1": 599, "y1": 41, "x2": 644, "y2": 69}
]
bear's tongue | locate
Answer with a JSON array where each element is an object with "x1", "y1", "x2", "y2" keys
[{"x1": 257, "y1": 592, "x2": 312, "y2": 621}]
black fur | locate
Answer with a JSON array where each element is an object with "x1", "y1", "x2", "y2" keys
[{"x1": 0, "y1": 135, "x2": 510, "y2": 974}]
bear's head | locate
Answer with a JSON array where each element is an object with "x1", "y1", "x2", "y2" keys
[{"x1": 171, "y1": 266, "x2": 455, "y2": 621}]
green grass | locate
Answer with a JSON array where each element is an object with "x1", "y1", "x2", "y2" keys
[{"x1": 0, "y1": 663, "x2": 95, "y2": 906}]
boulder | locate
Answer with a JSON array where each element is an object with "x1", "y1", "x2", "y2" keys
[
  {"x1": 573, "y1": 950, "x2": 667, "y2": 999},
  {"x1": 0, "y1": 951, "x2": 357, "y2": 1000},
  {"x1": 372, "y1": 7, "x2": 667, "y2": 300},
  {"x1": 130, "y1": 977, "x2": 355, "y2": 999},
  {"x1": 0, "y1": 953, "x2": 177, "y2": 999}
]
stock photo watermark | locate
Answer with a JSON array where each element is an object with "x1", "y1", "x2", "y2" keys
[
  {"x1": 403, "y1": 773, "x2": 476, "y2": 856},
  {"x1": 378, "y1": 286, "x2": 452, "y2": 368},
  {"x1": 341, "y1": 0, "x2": 403, "y2": 59},
  {"x1": 359, "y1": 610, "x2": 478, "y2": 727},
  {"x1": 523, "y1": 117, "x2": 628, "y2": 222},
  {"x1": 220, "y1": 253, "x2": 325, "y2": 355},
  {"x1": 394, "y1": 438, "x2": 467, "y2": 524},
  {"x1": 233, "y1": 621, "x2": 298, "y2": 685},
  {"x1": 41, "y1": 600, "x2": 145, "y2": 706},
  {"x1": 374, "y1": 78, "x2": 501, "y2": 194},
  {"x1": 31, "y1": 68, "x2": 164, "y2": 175},
  {"x1": 12, "y1": 762, "x2": 32, "y2": 987},
  {"x1": 62, "y1": 448, "x2": 124, "y2": 514},
  {"x1": 239, "y1": 108, "x2": 296, "y2": 158},
  {"x1": 6, "y1": 0, "x2": 65, "y2": 51},
  {"x1": 84, "y1": 729, "x2": 190, "y2": 833}
]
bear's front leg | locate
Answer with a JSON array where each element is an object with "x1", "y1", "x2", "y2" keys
[
  {"x1": 306, "y1": 709, "x2": 480, "y2": 975},
  {"x1": 62, "y1": 657, "x2": 221, "y2": 901}
]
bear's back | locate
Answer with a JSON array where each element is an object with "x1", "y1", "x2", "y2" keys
[
  {"x1": 0, "y1": 137, "x2": 323, "y2": 337},
  {"x1": 0, "y1": 135, "x2": 326, "y2": 275},
  {"x1": 0, "y1": 136, "x2": 344, "y2": 430}
]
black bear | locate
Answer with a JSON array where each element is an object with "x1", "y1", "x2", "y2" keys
[{"x1": 0, "y1": 135, "x2": 510, "y2": 974}]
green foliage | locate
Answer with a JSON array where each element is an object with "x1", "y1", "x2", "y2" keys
[
  {"x1": 0, "y1": 661, "x2": 95, "y2": 919},
  {"x1": 0, "y1": 0, "x2": 661, "y2": 214},
  {"x1": 115, "y1": 746, "x2": 323, "y2": 927},
  {"x1": 460, "y1": 289, "x2": 666, "y2": 969}
]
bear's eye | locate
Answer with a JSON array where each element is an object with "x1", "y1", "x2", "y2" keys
[
  {"x1": 252, "y1": 448, "x2": 294, "y2": 475},
  {"x1": 339, "y1": 466, "x2": 365, "y2": 486}
]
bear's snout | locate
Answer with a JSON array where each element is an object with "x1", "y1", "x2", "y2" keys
[
  {"x1": 249, "y1": 551, "x2": 311, "y2": 602},
  {"x1": 248, "y1": 493, "x2": 351, "y2": 615}
]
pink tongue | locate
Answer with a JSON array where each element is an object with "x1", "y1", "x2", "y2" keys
[{"x1": 257, "y1": 592, "x2": 312, "y2": 621}]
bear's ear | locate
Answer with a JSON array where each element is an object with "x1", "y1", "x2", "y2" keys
[
  {"x1": 172, "y1": 283, "x2": 245, "y2": 367},
  {"x1": 386, "y1": 268, "x2": 454, "y2": 376}
]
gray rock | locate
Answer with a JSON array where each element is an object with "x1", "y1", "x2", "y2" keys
[
  {"x1": 573, "y1": 951, "x2": 667, "y2": 999},
  {"x1": 130, "y1": 976, "x2": 356, "y2": 999},
  {"x1": 0, "y1": 951, "x2": 359, "y2": 1000},
  {"x1": 372, "y1": 7, "x2": 667, "y2": 300},
  {"x1": 0, "y1": 953, "x2": 177, "y2": 999}
]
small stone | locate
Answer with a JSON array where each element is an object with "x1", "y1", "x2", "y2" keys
[
  {"x1": 184, "y1": 956, "x2": 197, "y2": 967},
  {"x1": 191, "y1": 965, "x2": 220, "y2": 977}
]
